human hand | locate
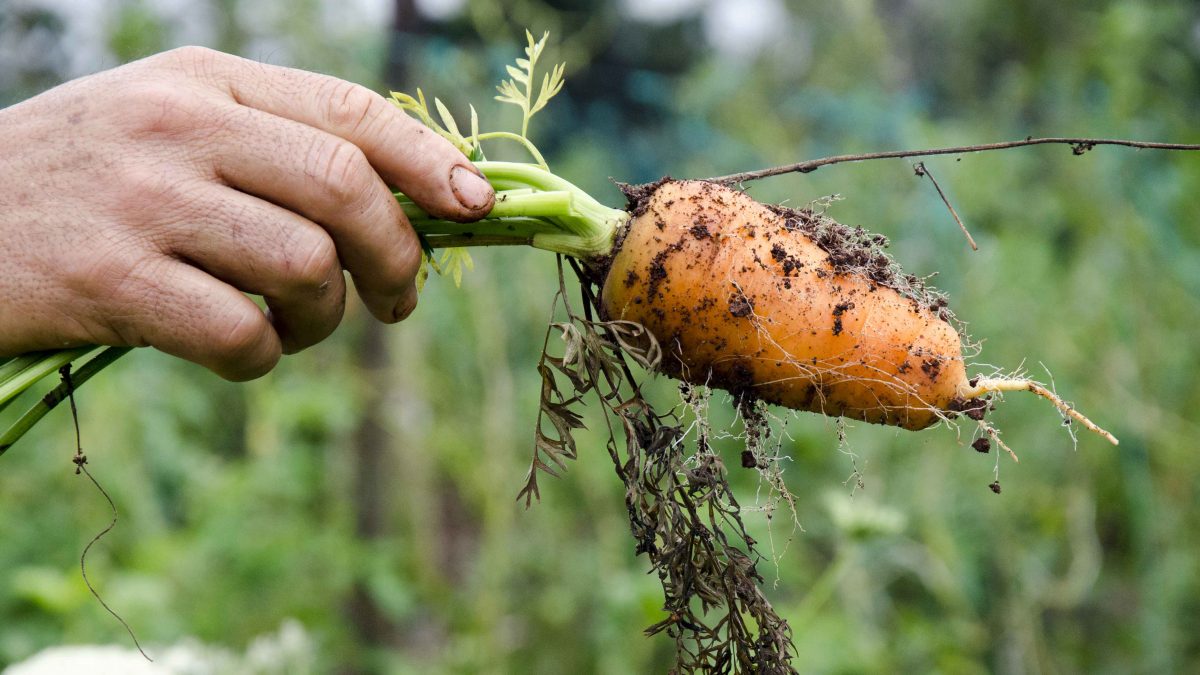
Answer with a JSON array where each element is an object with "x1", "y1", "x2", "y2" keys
[{"x1": 0, "y1": 46, "x2": 494, "y2": 380}]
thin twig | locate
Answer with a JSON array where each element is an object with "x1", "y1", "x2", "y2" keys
[
  {"x1": 914, "y1": 162, "x2": 977, "y2": 250},
  {"x1": 708, "y1": 137, "x2": 1200, "y2": 185}
]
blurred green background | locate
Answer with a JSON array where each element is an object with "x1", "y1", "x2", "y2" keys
[{"x1": 2, "y1": 0, "x2": 1200, "y2": 672}]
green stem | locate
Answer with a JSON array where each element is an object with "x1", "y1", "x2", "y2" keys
[
  {"x1": 470, "y1": 132, "x2": 548, "y2": 168},
  {"x1": 425, "y1": 234, "x2": 534, "y2": 248},
  {"x1": 0, "y1": 347, "x2": 97, "y2": 409},
  {"x1": 0, "y1": 354, "x2": 48, "y2": 398},
  {"x1": 397, "y1": 161, "x2": 629, "y2": 259},
  {"x1": 402, "y1": 190, "x2": 573, "y2": 222},
  {"x1": 0, "y1": 347, "x2": 131, "y2": 455},
  {"x1": 414, "y1": 217, "x2": 560, "y2": 238}
]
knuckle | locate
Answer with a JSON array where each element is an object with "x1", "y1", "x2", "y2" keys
[
  {"x1": 163, "y1": 45, "x2": 217, "y2": 63},
  {"x1": 211, "y1": 306, "x2": 273, "y2": 367},
  {"x1": 309, "y1": 137, "x2": 374, "y2": 207},
  {"x1": 324, "y1": 81, "x2": 385, "y2": 135},
  {"x1": 288, "y1": 233, "x2": 341, "y2": 292},
  {"x1": 122, "y1": 81, "x2": 206, "y2": 138},
  {"x1": 109, "y1": 167, "x2": 196, "y2": 230},
  {"x1": 157, "y1": 45, "x2": 225, "y2": 77}
]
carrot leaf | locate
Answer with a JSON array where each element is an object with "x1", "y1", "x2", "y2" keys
[{"x1": 494, "y1": 30, "x2": 566, "y2": 139}]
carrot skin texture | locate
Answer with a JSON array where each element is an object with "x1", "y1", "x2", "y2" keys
[{"x1": 599, "y1": 180, "x2": 967, "y2": 430}]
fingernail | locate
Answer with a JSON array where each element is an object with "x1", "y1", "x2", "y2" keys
[
  {"x1": 449, "y1": 165, "x2": 494, "y2": 212},
  {"x1": 392, "y1": 283, "x2": 419, "y2": 322}
]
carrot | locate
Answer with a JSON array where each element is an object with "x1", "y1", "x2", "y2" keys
[{"x1": 599, "y1": 179, "x2": 1117, "y2": 442}]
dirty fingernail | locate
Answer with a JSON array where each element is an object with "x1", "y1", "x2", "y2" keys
[
  {"x1": 392, "y1": 283, "x2": 419, "y2": 322},
  {"x1": 450, "y1": 165, "x2": 494, "y2": 212}
]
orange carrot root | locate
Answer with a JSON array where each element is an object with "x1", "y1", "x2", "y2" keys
[{"x1": 962, "y1": 377, "x2": 1119, "y2": 445}]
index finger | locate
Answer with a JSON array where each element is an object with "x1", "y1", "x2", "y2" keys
[{"x1": 173, "y1": 46, "x2": 495, "y2": 221}]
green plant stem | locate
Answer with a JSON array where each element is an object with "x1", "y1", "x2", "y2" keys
[
  {"x1": 0, "y1": 355, "x2": 46, "y2": 399},
  {"x1": 0, "y1": 347, "x2": 97, "y2": 410},
  {"x1": 397, "y1": 161, "x2": 629, "y2": 259},
  {"x1": 0, "y1": 347, "x2": 131, "y2": 455},
  {"x1": 401, "y1": 190, "x2": 573, "y2": 222},
  {"x1": 471, "y1": 132, "x2": 548, "y2": 168},
  {"x1": 424, "y1": 234, "x2": 535, "y2": 248},
  {"x1": 413, "y1": 217, "x2": 559, "y2": 238}
]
